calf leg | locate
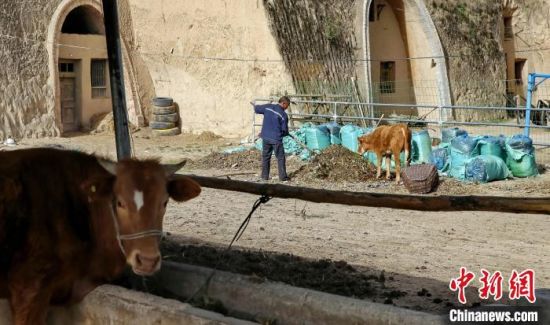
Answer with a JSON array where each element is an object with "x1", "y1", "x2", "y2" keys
[
  {"x1": 376, "y1": 153, "x2": 383, "y2": 179},
  {"x1": 394, "y1": 149, "x2": 402, "y2": 183},
  {"x1": 385, "y1": 154, "x2": 391, "y2": 180}
]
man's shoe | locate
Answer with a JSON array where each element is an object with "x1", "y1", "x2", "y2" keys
[{"x1": 280, "y1": 177, "x2": 291, "y2": 183}]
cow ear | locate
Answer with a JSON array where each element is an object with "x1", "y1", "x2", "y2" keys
[
  {"x1": 81, "y1": 176, "x2": 115, "y2": 200},
  {"x1": 97, "y1": 158, "x2": 118, "y2": 175},
  {"x1": 163, "y1": 160, "x2": 187, "y2": 177},
  {"x1": 167, "y1": 175, "x2": 201, "y2": 202}
]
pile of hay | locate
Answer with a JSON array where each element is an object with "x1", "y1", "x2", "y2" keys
[
  {"x1": 189, "y1": 150, "x2": 261, "y2": 170},
  {"x1": 90, "y1": 112, "x2": 139, "y2": 134},
  {"x1": 195, "y1": 131, "x2": 222, "y2": 142},
  {"x1": 293, "y1": 145, "x2": 376, "y2": 182},
  {"x1": 188, "y1": 145, "x2": 377, "y2": 183}
]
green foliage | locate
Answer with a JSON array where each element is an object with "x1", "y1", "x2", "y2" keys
[
  {"x1": 322, "y1": 18, "x2": 343, "y2": 42},
  {"x1": 455, "y1": 3, "x2": 468, "y2": 20}
]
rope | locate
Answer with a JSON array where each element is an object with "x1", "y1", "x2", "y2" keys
[
  {"x1": 185, "y1": 194, "x2": 272, "y2": 303},
  {"x1": 231, "y1": 195, "x2": 271, "y2": 245},
  {"x1": 118, "y1": 229, "x2": 163, "y2": 241},
  {"x1": 108, "y1": 199, "x2": 163, "y2": 257}
]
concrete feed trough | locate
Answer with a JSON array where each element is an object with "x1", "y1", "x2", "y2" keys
[{"x1": 0, "y1": 285, "x2": 253, "y2": 325}]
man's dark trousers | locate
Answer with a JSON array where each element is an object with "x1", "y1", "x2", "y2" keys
[{"x1": 261, "y1": 138, "x2": 288, "y2": 181}]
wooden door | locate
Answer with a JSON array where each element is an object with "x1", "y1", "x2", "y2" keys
[{"x1": 60, "y1": 77, "x2": 77, "y2": 132}]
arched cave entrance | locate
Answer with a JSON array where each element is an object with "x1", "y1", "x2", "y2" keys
[
  {"x1": 368, "y1": 0, "x2": 413, "y2": 106},
  {"x1": 501, "y1": 4, "x2": 526, "y2": 108},
  {"x1": 364, "y1": 0, "x2": 451, "y2": 120},
  {"x1": 49, "y1": 1, "x2": 111, "y2": 134}
]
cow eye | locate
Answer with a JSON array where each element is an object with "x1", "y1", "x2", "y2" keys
[{"x1": 117, "y1": 200, "x2": 126, "y2": 208}]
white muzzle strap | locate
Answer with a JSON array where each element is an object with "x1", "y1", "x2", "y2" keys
[{"x1": 109, "y1": 202, "x2": 163, "y2": 257}]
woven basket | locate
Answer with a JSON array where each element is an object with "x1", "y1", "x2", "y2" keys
[{"x1": 401, "y1": 164, "x2": 439, "y2": 194}]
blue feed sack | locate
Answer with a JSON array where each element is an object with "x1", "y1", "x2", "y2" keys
[
  {"x1": 448, "y1": 135, "x2": 480, "y2": 180},
  {"x1": 442, "y1": 127, "x2": 468, "y2": 144},
  {"x1": 465, "y1": 155, "x2": 511, "y2": 183},
  {"x1": 430, "y1": 147, "x2": 449, "y2": 172}
]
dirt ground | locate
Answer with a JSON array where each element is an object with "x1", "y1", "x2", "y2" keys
[{"x1": 3, "y1": 128, "x2": 550, "y2": 315}]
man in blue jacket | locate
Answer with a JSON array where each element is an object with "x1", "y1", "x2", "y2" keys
[{"x1": 252, "y1": 96, "x2": 291, "y2": 182}]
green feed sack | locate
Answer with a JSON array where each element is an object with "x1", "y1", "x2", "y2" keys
[
  {"x1": 449, "y1": 147, "x2": 477, "y2": 180},
  {"x1": 448, "y1": 136, "x2": 480, "y2": 180},
  {"x1": 340, "y1": 124, "x2": 366, "y2": 152},
  {"x1": 304, "y1": 126, "x2": 330, "y2": 150},
  {"x1": 504, "y1": 135, "x2": 538, "y2": 177},
  {"x1": 505, "y1": 136, "x2": 534, "y2": 161},
  {"x1": 411, "y1": 130, "x2": 432, "y2": 164},
  {"x1": 330, "y1": 134, "x2": 341, "y2": 145},
  {"x1": 465, "y1": 155, "x2": 511, "y2": 183},
  {"x1": 320, "y1": 122, "x2": 342, "y2": 145},
  {"x1": 506, "y1": 154, "x2": 538, "y2": 177},
  {"x1": 506, "y1": 134, "x2": 534, "y2": 155},
  {"x1": 477, "y1": 136, "x2": 506, "y2": 160}
]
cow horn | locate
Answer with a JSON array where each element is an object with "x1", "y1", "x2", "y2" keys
[
  {"x1": 97, "y1": 158, "x2": 117, "y2": 175},
  {"x1": 163, "y1": 159, "x2": 187, "y2": 176}
]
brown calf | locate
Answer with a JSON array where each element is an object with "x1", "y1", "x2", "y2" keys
[
  {"x1": 0, "y1": 148, "x2": 201, "y2": 324},
  {"x1": 357, "y1": 124, "x2": 412, "y2": 183}
]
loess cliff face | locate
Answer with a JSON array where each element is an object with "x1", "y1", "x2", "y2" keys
[
  {"x1": 2, "y1": 0, "x2": 548, "y2": 139},
  {"x1": 0, "y1": 0, "x2": 62, "y2": 140},
  {"x1": 263, "y1": 0, "x2": 359, "y2": 97},
  {"x1": 124, "y1": 0, "x2": 294, "y2": 138},
  {"x1": 508, "y1": 0, "x2": 550, "y2": 72},
  {"x1": 425, "y1": 0, "x2": 506, "y2": 120},
  {"x1": 263, "y1": 0, "x2": 522, "y2": 121}
]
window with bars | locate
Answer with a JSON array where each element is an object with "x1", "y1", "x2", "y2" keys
[
  {"x1": 380, "y1": 61, "x2": 395, "y2": 94},
  {"x1": 91, "y1": 59, "x2": 108, "y2": 98}
]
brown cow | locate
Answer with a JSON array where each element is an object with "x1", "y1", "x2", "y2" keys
[
  {"x1": 0, "y1": 148, "x2": 201, "y2": 324},
  {"x1": 357, "y1": 124, "x2": 412, "y2": 183}
]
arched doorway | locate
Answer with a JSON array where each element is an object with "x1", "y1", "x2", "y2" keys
[
  {"x1": 501, "y1": 3, "x2": 524, "y2": 106},
  {"x1": 47, "y1": 0, "x2": 111, "y2": 134},
  {"x1": 368, "y1": 0, "x2": 414, "y2": 109},
  {"x1": 362, "y1": 0, "x2": 451, "y2": 120}
]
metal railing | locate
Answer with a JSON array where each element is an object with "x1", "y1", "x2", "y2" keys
[{"x1": 251, "y1": 98, "x2": 550, "y2": 163}]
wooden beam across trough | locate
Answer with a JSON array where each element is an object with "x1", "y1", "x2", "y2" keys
[{"x1": 186, "y1": 175, "x2": 550, "y2": 215}]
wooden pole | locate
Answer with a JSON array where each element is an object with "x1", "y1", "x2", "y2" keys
[
  {"x1": 185, "y1": 175, "x2": 550, "y2": 215},
  {"x1": 102, "y1": 0, "x2": 132, "y2": 160},
  {"x1": 374, "y1": 114, "x2": 384, "y2": 128}
]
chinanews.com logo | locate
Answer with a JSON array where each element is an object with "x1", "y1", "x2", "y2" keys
[{"x1": 448, "y1": 267, "x2": 542, "y2": 324}]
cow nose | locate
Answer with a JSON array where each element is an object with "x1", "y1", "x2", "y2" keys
[{"x1": 135, "y1": 253, "x2": 161, "y2": 270}]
